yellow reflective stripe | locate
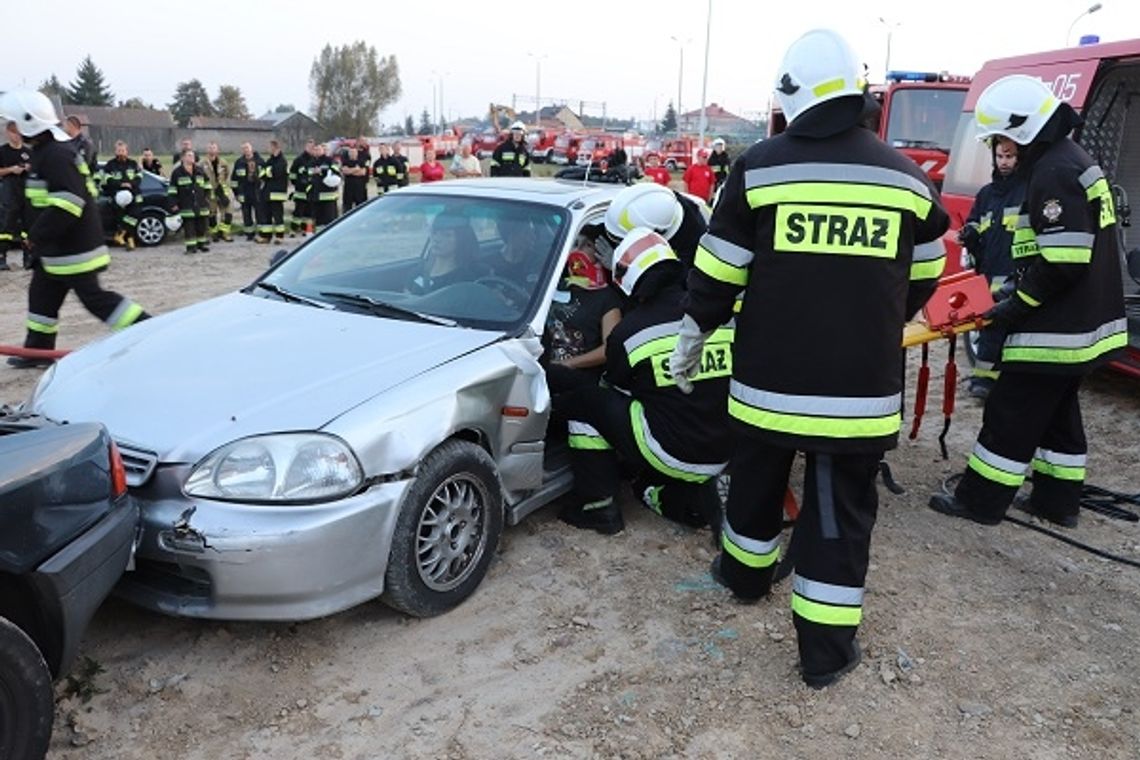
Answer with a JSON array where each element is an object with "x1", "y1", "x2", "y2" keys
[
  {"x1": 568, "y1": 435, "x2": 612, "y2": 450},
  {"x1": 1032, "y1": 459, "x2": 1085, "y2": 481},
  {"x1": 43, "y1": 251, "x2": 112, "y2": 276},
  {"x1": 111, "y1": 303, "x2": 144, "y2": 330},
  {"x1": 967, "y1": 453, "x2": 1026, "y2": 487},
  {"x1": 1011, "y1": 226, "x2": 1039, "y2": 259},
  {"x1": 1016, "y1": 290, "x2": 1040, "y2": 307},
  {"x1": 1084, "y1": 177, "x2": 1109, "y2": 202},
  {"x1": 910, "y1": 256, "x2": 946, "y2": 280},
  {"x1": 1040, "y1": 246, "x2": 1092, "y2": 264},
  {"x1": 791, "y1": 593, "x2": 862, "y2": 626},
  {"x1": 811, "y1": 77, "x2": 848, "y2": 98},
  {"x1": 1003, "y1": 331, "x2": 1127, "y2": 364},
  {"x1": 651, "y1": 336, "x2": 733, "y2": 387},
  {"x1": 722, "y1": 532, "x2": 779, "y2": 569},
  {"x1": 746, "y1": 182, "x2": 932, "y2": 220},
  {"x1": 695, "y1": 246, "x2": 749, "y2": 285},
  {"x1": 26, "y1": 319, "x2": 59, "y2": 334},
  {"x1": 630, "y1": 401, "x2": 710, "y2": 482},
  {"x1": 727, "y1": 397, "x2": 901, "y2": 439}
]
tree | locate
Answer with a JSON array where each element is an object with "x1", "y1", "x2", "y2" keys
[
  {"x1": 66, "y1": 55, "x2": 114, "y2": 106},
  {"x1": 168, "y1": 79, "x2": 215, "y2": 127},
  {"x1": 274, "y1": 103, "x2": 296, "y2": 113},
  {"x1": 39, "y1": 75, "x2": 68, "y2": 104},
  {"x1": 417, "y1": 108, "x2": 433, "y2": 136},
  {"x1": 213, "y1": 85, "x2": 251, "y2": 120},
  {"x1": 658, "y1": 101, "x2": 677, "y2": 135},
  {"x1": 309, "y1": 41, "x2": 400, "y2": 136},
  {"x1": 404, "y1": 115, "x2": 415, "y2": 136},
  {"x1": 118, "y1": 97, "x2": 153, "y2": 109}
]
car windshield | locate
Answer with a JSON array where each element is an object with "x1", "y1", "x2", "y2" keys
[
  {"x1": 884, "y1": 88, "x2": 966, "y2": 152},
  {"x1": 259, "y1": 193, "x2": 569, "y2": 330}
]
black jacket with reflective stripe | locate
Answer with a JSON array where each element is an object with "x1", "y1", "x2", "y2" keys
[
  {"x1": 99, "y1": 157, "x2": 141, "y2": 197},
  {"x1": 964, "y1": 169, "x2": 1024, "y2": 279},
  {"x1": 1003, "y1": 137, "x2": 1125, "y2": 374},
  {"x1": 684, "y1": 109, "x2": 949, "y2": 454},
  {"x1": 261, "y1": 152, "x2": 289, "y2": 199},
  {"x1": 490, "y1": 138, "x2": 530, "y2": 177},
  {"x1": 708, "y1": 150, "x2": 731, "y2": 184},
  {"x1": 231, "y1": 153, "x2": 263, "y2": 203},
  {"x1": 605, "y1": 282, "x2": 733, "y2": 468},
  {"x1": 25, "y1": 139, "x2": 105, "y2": 262}
]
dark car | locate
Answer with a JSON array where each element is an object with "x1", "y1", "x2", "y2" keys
[
  {"x1": 0, "y1": 413, "x2": 138, "y2": 760},
  {"x1": 96, "y1": 166, "x2": 173, "y2": 248}
]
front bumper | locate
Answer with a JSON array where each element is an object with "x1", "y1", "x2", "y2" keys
[{"x1": 115, "y1": 465, "x2": 413, "y2": 621}]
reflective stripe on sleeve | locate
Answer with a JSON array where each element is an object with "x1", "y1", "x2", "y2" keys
[
  {"x1": 1036, "y1": 231, "x2": 1094, "y2": 264},
  {"x1": 1003, "y1": 318, "x2": 1128, "y2": 365},
  {"x1": 911, "y1": 239, "x2": 946, "y2": 280}
]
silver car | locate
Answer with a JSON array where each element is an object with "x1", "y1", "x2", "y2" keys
[{"x1": 29, "y1": 179, "x2": 621, "y2": 621}]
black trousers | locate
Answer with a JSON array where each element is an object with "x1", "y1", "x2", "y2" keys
[
  {"x1": 265, "y1": 200, "x2": 285, "y2": 236},
  {"x1": 240, "y1": 201, "x2": 259, "y2": 238},
  {"x1": 313, "y1": 200, "x2": 338, "y2": 230},
  {"x1": 182, "y1": 215, "x2": 208, "y2": 251},
  {"x1": 23, "y1": 266, "x2": 147, "y2": 349},
  {"x1": 954, "y1": 370, "x2": 1086, "y2": 522},
  {"x1": 291, "y1": 198, "x2": 310, "y2": 231},
  {"x1": 342, "y1": 181, "x2": 367, "y2": 212},
  {"x1": 720, "y1": 438, "x2": 880, "y2": 678}
]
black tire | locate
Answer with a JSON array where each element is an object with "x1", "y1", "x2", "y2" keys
[
  {"x1": 134, "y1": 211, "x2": 167, "y2": 247},
  {"x1": 382, "y1": 440, "x2": 503, "y2": 617},
  {"x1": 0, "y1": 617, "x2": 53, "y2": 760}
]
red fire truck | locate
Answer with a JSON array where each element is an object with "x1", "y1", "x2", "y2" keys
[
  {"x1": 939, "y1": 38, "x2": 1140, "y2": 378},
  {"x1": 550, "y1": 132, "x2": 582, "y2": 165}
]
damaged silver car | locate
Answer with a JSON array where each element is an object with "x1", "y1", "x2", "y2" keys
[{"x1": 28, "y1": 179, "x2": 621, "y2": 620}]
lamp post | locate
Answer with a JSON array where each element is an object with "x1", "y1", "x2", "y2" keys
[
  {"x1": 670, "y1": 35, "x2": 692, "y2": 137},
  {"x1": 431, "y1": 70, "x2": 450, "y2": 135},
  {"x1": 527, "y1": 52, "x2": 548, "y2": 128},
  {"x1": 698, "y1": 0, "x2": 712, "y2": 147},
  {"x1": 878, "y1": 17, "x2": 901, "y2": 79},
  {"x1": 1066, "y1": 3, "x2": 1103, "y2": 46}
]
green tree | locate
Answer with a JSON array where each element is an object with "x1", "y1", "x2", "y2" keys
[
  {"x1": 168, "y1": 79, "x2": 215, "y2": 127},
  {"x1": 418, "y1": 108, "x2": 433, "y2": 136},
  {"x1": 404, "y1": 114, "x2": 415, "y2": 136},
  {"x1": 118, "y1": 97, "x2": 153, "y2": 109},
  {"x1": 213, "y1": 85, "x2": 251, "y2": 120},
  {"x1": 658, "y1": 101, "x2": 677, "y2": 135},
  {"x1": 66, "y1": 55, "x2": 114, "y2": 106},
  {"x1": 309, "y1": 41, "x2": 400, "y2": 136},
  {"x1": 274, "y1": 103, "x2": 296, "y2": 113},
  {"x1": 39, "y1": 74, "x2": 69, "y2": 103}
]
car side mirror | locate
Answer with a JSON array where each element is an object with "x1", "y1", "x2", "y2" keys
[
  {"x1": 269, "y1": 249, "x2": 289, "y2": 268},
  {"x1": 1127, "y1": 247, "x2": 1140, "y2": 285}
]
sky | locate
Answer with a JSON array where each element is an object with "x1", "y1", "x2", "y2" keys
[{"x1": 5, "y1": 0, "x2": 1137, "y2": 129}]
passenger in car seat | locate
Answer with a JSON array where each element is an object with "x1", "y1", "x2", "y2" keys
[{"x1": 407, "y1": 213, "x2": 481, "y2": 294}]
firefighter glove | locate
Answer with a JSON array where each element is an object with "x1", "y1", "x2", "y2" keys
[
  {"x1": 957, "y1": 222, "x2": 981, "y2": 252},
  {"x1": 984, "y1": 293, "x2": 1034, "y2": 326},
  {"x1": 669, "y1": 314, "x2": 711, "y2": 395}
]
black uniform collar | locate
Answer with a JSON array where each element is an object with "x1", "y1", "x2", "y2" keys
[
  {"x1": 1019, "y1": 103, "x2": 1083, "y2": 172},
  {"x1": 785, "y1": 93, "x2": 880, "y2": 140}
]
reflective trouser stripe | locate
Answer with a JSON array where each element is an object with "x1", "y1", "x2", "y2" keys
[
  {"x1": 792, "y1": 593, "x2": 862, "y2": 626},
  {"x1": 106, "y1": 300, "x2": 144, "y2": 330},
  {"x1": 1031, "y1": 448, "x2": 1087, "y2": 481},
  {"x1": 966, "y1": 443, "x2": 1028, "y2": 488},
  {"x1": 26, "y1": 314, "x2": 59, "y2": 334},
  {"x1": 568, "y1": 421, "x2": 612, "y2": 450},
  {"x1": 629, "y1": 400, "x2": 722, "y2": 482},
  {"x1": 721, "y1": 521, "x2": 780, "y2": 569}
]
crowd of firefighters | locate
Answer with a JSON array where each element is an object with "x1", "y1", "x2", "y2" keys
[{"x1": 0, "y1": 23, "x2": 1128, "y2": 691}]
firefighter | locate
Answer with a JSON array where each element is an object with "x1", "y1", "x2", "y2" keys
[
  {"x1": 340, "y1": 144, "x2": 369, "y2": 211},
  {"x1": 0, "y1": 120, "x2": 32, "y2": 270},
  {"x1": 1, "y1": 90, "x2": 149, "y2": 369},
  {"x1": 62, "y1": 115, "x2": 97, "y2": 173},
  {"x1": 168, "y1": 148, "x2": 211, "y2": 254},
  {"x1": 140, "y1": 147, "x2": 162, "y2": 177},
  {"x1": 289, "y1": 138, "x2": 315, "y2": 235},
  {"x1": 708, "y1": 137, "x2": 731, "y2": 190},
  {"x1": 99, "y1": 140, "x2": 142, "y2": 250},
  {"x1": 556, "y1": 228, "x2": 732, "y2": 535},
  {"x1": 668, "y1": 30, "x2": 949, "y2": 688},
  {"x1": 230, "y1": 142, "x2": 263, "y2": 241},
  {"x1": 260, "y1": 139, "x2": 290, "y2": 242},
  {"x1": 308, "y1": 143, "x2": 340, "y2": 233},
  {"x1": 390, "y1": 142, "x2": 410, "y2": 187},
  {"x1": 172, "y1": 138, "x2": 193, "y2": 169},
  {"x1": 600, "y1": 182, "x2": 708, "y2": 271},
  {"x1": 490, "y1": 122, "x2": 531, "y2": 177},
  {"x1": 958, "y1": 136, "x2": 1025, "y2": 399},
  {"x1": 929, "y1": 75, "x2": 1126, "y2": 530},
  {"x1": 373, "y1": 142, "x2": 398, "y2": 194},
  {"x1": 200, "y1": 142, "x2": 233, "y2": 242}
]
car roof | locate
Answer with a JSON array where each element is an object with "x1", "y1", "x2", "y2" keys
[{"x1": 399, "y1": 178, "x2": 620, "y2": 209}]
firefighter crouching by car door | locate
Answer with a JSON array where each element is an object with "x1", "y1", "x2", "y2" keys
[
  {"x1": 201, "y1": 142, "x2": 233, "y2": 242},
  {"x1": 928, "y1": 75, "x2": 1127, "y2": 531},
  {"x1": 667, "y1": 30, "x2": 949, "y2": 689},
  {"x1": 260, "y1": 139, "x2": 289, "y2": 242},
  {"x1": 289, "y1": 138, "x2": 315, "y2": 235},
  {"x1": 308, "y1": 143, "x2": 340, "y2": 233},
  {"x1": 98, "y1": 140, "x2": 142, "y2": 250},
  {"x1": 230, "y1": 142, "x2": 263, "y2": 241},
  {"x1": 168, "y1": 149, "x2": 212, "y2": 254},
  {"x1": 0, "y1": 90, "x2": 150, "y2": 369},
  {"x1": 556, "y1": 228, "x2": 733, "y2": 536}
]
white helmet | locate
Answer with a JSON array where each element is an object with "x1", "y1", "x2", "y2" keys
[
  {"x1": 322, "y1": 172, "x2": 342, "y2": 188},
  {"x1": 974, "y1": 75, "x2": 1059, "y2": 145},
  {"x1": 0, "y1": 89, "x2": 68, "y2": 140},
  {"x1": 605, "y1": 183, "x2": 683, "y2": 244},
  {"x1": 509, "y1": 120, "x2": 526, "y2": 132},
  {"x1": 711, "y1": 137, "x2": 726, "y2": 149},
  {"x1": 114, "y1": 189, "x2": 133, "y2": 208},
  {"x1": 773, "y1": 29, "x2": 865, "y2": 124},
  {"x1": 165, "y1": 214, "x2": 183, "y2": 232},
  {"x1": 611, "y1": 227, "x2": 679, "y2": 297}
]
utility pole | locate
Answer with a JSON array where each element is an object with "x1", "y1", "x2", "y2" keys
[{"x1": 698, "y1": 0, "x2": 712, "y2": 146}]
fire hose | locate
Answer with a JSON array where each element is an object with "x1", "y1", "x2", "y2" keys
[{"x1": 0, "y1": 345, "x2": 70, "y2": 359}]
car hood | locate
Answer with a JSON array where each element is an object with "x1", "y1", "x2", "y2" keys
[{"x1": 34, "y1": 292, "x2": 501, "y2": 462}]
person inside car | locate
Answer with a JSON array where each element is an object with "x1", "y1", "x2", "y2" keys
[{"x1": 407, "y1": 213, "x2": 482, "y2": 294}]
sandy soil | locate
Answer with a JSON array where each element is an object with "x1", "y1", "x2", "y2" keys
[{"x1": 2, "y1": 235, "x2": 1139, "y2": 760}]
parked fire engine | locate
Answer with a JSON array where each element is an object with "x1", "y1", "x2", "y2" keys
[
  {"x1": 550, "y1": 132, "x2": 582, "y2": 165},
  {"x1": 939, "y1": 38, "x2": 1140, "y2": 378},
  {"x1": 528, "y1": 130, "x2": 560, "y2": 163},
  {"x1": 645, "y1": 137, "x2": 700, "y2": 171},
  {"x1": 575, "y1": 134, "x2": 622, "y2": 166}
]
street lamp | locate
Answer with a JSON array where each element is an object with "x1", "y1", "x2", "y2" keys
[
  {"x1": 431, "y1": 70, "x2": 450, "y2": 135},
  {"x1": 698, "y1": 0, "x2": 712, "y2": 146},
  {"x1": 527, "y1": 52, "x2": 548, "y2": 128},
  {"x1": 878, "y1": 17, "x2": 902, "y2": 79},
  {"x1": 670, "y1": 35, "x2": 692, "y2": 137},
  {"x1": 1066, "y1": 3, "x2": 1103, "y2": 46}
]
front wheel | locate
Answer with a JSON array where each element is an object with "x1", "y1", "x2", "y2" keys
[
  {"x1": 0, "y1": 617, "x2": 53, "y2": 760},
  {"x1": 382, "y1": 440, "x2": 504, "y2": 617},
  {"x1": 135, "y1": 212, "x2": 167, "y2": 247}
]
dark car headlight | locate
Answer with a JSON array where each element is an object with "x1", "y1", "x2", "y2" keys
[{"x1": 184, "y1": 433, "x2": 363, "y2": 503}]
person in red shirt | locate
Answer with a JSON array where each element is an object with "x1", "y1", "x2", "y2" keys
[
  {"x1": 682, "y1": 149, "x2": 715, "y2": 203},
  {"x1": 642, "y1": 152, "x2": 671, "y2": 186},
  {"x1": 419, "y1": 148, "x2": 446, "y2": 183}
]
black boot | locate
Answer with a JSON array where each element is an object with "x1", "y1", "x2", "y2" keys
[
  {"x1": 709, "y1": 555, "x2": 764, "y2": 605},
  {"x1": 928, "y1": 492, "x2": 1003, "y2": 526},
  {"x1": 801, "y1": 640, "x2": 862, "y2": 690},
  {"x1": 559, "y1": 498, "x2": 624, "y2": 535},
  {"x1": 7, "y1": 355, "x2": 54, "y2": 369},
  {"x1": 1013, "y1": 494, "x2": 1078, "y2": 528}
]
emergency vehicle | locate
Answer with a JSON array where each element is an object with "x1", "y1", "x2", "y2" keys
[
  {"x1": 527, "y1": 130, "x2": 560, "y2": 163},
  {"x1": 550, "y1": 132, "x2": 582, "y2": 165},
  {"x1": 939, "y1": 38, "x2": 1140, "y2": 378},
  {"x1": 575, "y1": 134, "x2": 623, "y2": 166},
  {"x1": 645, "y1": 137, "x2": 700, "y2": 171}
]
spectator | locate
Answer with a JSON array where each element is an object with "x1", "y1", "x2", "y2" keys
[
  {"x1": 419, "y1": 148, "x2": 446, "y2": 183},
  {"x1": 140, "y1": 147, "x2": 162, "y2": 177},
  {"x1": 450, "y1": 143, "x2": 482, "y2": 178},
  {"x1": 642, "y1": 152, "x2": 671, "y2": 186},
  {"x1": 0, "y1": 121, "x2": 31, "y2": 270},
  {"x1": 682, "y1": 149, "x2": 715, "y2": 204}
]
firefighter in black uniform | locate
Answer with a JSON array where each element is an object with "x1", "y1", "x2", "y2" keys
[
  {"x1": 0, "y1": 121, "x2": 32, "y2": 270},
  {"x1": 958, "y1": 136, "x2": 1026, "y2": 399},
  {"x1": 168, "y1": 149, "x2": 211, "y2": 254},
  {"x1": 63, "y1": 115, "x2": 97, "y2": 174},
  {"x1": 708, "y1": 137, "x2": 731, "y2": 191},
  {"x1": 557, "y1": 228, "x2": 733, "y2": 535},
  {"x1": 308, "y1": 143, "x2": 340, "y2": 232},
  {"x1": 929, "y1": 75, "x2": 1126, "y2": 530},
  {"x1": 490, "y1": 122, "x2": 531, "y2": 177},
  {"x1": 669, "y1": 30, "x2": 949, "y2": 688},
  {"x1": 289, "y1": 139, "x2": 315, "y2": 235},
  {"x1": 260, "y1": 139, "x2": 289, "y2": 242},
  {"x1": 230, "y1": 142, "x2": 263, "y2": 241},
  {"x1": 372, "y1": 142, "x2": 399, "y2": 194},
  {"x1": 340, "y1": 145, "x2": 369, "y2": 212},
  {"x1": 2, "y1": 91, "x2": 149, "y2": 369},
  {"x1": 390, "y1": 142, "x2": 410, "y2": 188},
  {"x1": 99, "y1": 140, "x2": 143, "y2": 250}
]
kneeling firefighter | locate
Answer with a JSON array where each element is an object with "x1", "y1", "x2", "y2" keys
[
  {"x1": 597, "y1": 182, "x2": 709, "y2": 272},
  {"x1": 556, "y1": 228, "x2": 734, "y2": 535}
]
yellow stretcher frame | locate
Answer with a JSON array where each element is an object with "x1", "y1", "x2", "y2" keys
[{"x1": 901, "y1": 319, "x2": 990, "y2": 348}]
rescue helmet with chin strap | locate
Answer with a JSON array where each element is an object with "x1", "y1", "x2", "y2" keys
[
  {"x1": 0, "y1": 89, "x2": 69, "y2": 141},
  {"x1": 773, "y1": 28, "x2": 865, "y2": 124},
  {"x1": 604, "y1": 183, "x2": 683, "y2": 246},
  {"x1": 611, "y1": 227, "x2": 679, "y2": 298},
  {"x1": 974, "y1": 74, "x2": 1059, "y2": 146}
]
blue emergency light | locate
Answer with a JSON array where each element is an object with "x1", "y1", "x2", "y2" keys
[{"x1": 885, "y1": 70, "x2": 940, "y2": 83}]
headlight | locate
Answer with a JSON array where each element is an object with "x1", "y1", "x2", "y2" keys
[{"x1": 184, "y1": 433, "x2": 363, "y2": 503}]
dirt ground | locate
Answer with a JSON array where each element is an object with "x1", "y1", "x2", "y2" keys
[{"x1": 2, "y1": 234, "x2": 1139, "y2": 760}]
